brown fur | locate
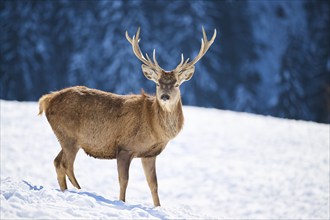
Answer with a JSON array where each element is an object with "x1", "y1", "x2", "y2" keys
[
  {"x1": 39, "y1": 86, "x2": 183, "y2": 158},
  {"x1": 39, "y1": 85, "x2": 184, "y2": 206},
  {"x1": 40, "y1": 27, "x2": 215, "y2": 207}
]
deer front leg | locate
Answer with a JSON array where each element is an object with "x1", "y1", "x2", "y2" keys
[
  {"x1": 117, "y1": 149, "x2": 133, "y2": 203},
  {"x1": 141, "y1": 157, "x2": 161, "y2": 207}
]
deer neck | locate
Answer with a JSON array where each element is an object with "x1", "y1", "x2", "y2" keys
[{"x1": 152, "y1": 96, "x2": 184, "y2": 140}]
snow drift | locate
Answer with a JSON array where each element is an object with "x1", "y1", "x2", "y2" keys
[{"x1": 1, "y1": 100, "x2": 329, "y2": 219}]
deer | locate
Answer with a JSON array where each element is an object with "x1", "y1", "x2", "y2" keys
[{"x1": 38, "y1": 27, "x2": 216, "y2": 207}]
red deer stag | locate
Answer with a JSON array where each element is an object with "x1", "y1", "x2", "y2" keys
[{"x1": 39, "y1": 27, "x2": 216, "y2": 207}]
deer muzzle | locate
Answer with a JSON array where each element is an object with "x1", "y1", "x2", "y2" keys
[{"x1": 160, "y1": 94, "x2": 170, "y2": 101}]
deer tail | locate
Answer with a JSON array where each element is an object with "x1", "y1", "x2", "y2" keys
[{"x1": 38, "y1": 93, "x2": 54, "y2": 116}]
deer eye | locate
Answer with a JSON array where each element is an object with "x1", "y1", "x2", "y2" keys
[
  {"x1": 175, "y1": 83, "x2": 179, "y2": 87},
  {"x1": 156, "y1": 83, "x2": 160, "y2": 87}
]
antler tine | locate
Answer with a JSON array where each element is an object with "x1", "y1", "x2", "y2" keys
[
  {"x1": 125, "y1": 30, "x2": 133, "y2": 43},
  {"x1": 189, "y1": 27, "x2": 216, "y2": 66},
  {"x1": 180, "y1": 54, "x2": 184, "y2": 65},
  {"x1": 136, "y1": 27, "x2": 141, "y2": 41},
  {"x1": 179, "y1": 54, "x2": 185, "y2": 66},
  {"x1": 126, "y1": 28, "x2": 146, "y2": 64},
  {"x1": 175, "y1": 53, "x2": 185, "y2": 69},
  {"x1": 145, "y1": 53, "x2": 152, "y2": 62},
  {"x1": 152, "y1": 49, "x2": 161, "y2": 68},
  {"x1": 176, "y1": 27, "x2": 216, "y2": 71},
  {"x1": 126, "y1": 28, "x2": 163, "y2": 71}
]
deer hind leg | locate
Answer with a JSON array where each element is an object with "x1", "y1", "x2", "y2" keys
[
  {"x1": 63, "y1": 145, "x2": 81, "y2": 189},
  {"x1": 141, "y1": 157, "x2": 160, "y2": 207},
  {"x1": 54, "y1": 150, "x2": 67, "y2": 191},
  {"x1": 54, "y1": 138, "x2": 81, "y2": 191}
]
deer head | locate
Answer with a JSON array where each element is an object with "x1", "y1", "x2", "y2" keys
[{"x1": 126, "y1": 27, "x2": 216, "y2": 111}]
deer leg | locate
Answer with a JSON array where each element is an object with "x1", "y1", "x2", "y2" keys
[
  {"x1": 117, "y1": 149, "x2": 133, "y2": 202},
  {"x1": 141, "y1": 157, "x2": 161, "y2": 207},
  {"x1": 54, "y1": 150, "x2": 67, "y2": 191},
  {"x1": 63, "y1": 146, "x2": 81, "y2": 189}
]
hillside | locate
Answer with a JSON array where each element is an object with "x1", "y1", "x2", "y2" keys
[{"x1": 1, "y1": 100, "x2": 329, "y2": 219}]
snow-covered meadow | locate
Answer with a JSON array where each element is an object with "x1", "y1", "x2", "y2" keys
[{"x1": 1, "y1": 100, "x2": 329, "y2": 219}]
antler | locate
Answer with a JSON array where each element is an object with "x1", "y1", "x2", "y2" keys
[
  {"x1": 175, "y1": 27, "x2": 217, "y2": 71},
  {"x1": 126, "y1": 27, "x2": 164, "y2": 71}
]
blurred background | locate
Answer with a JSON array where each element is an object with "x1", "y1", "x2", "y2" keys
[{"x1": 1, "y1": 0, "x2": 329, "y2": 123}]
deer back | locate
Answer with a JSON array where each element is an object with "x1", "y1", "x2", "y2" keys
[{"x1": 42, "y1": 86, "x2": 184, "y2": 159}]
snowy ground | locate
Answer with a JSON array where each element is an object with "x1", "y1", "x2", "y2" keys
[{"x1": 1, "y1": 100, "x2": 329, "y2": 219}]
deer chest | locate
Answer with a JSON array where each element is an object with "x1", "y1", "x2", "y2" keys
[{"x1": 137, "y1": 143, "x2": 166, "y2": 158}]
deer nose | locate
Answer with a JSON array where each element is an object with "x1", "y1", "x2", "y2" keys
[{"x1": 160, "y1": 94, "x2": 170, "y2": 101}]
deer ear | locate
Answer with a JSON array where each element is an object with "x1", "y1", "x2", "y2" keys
[
  {"x1": 141, "y1": 64, "x2": 158, "y2": 83},
  {"x1": 178, "y1": 66, "x2": 195, "y2": 85}
]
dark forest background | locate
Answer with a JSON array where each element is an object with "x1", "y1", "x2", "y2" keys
[{"x1": 1, "y1": 0, "x2": 329, "y2": 123}]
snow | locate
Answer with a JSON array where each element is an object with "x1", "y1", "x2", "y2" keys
[{"x1": 1, "y1": 100, "x2": 329, "y2": 219}]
